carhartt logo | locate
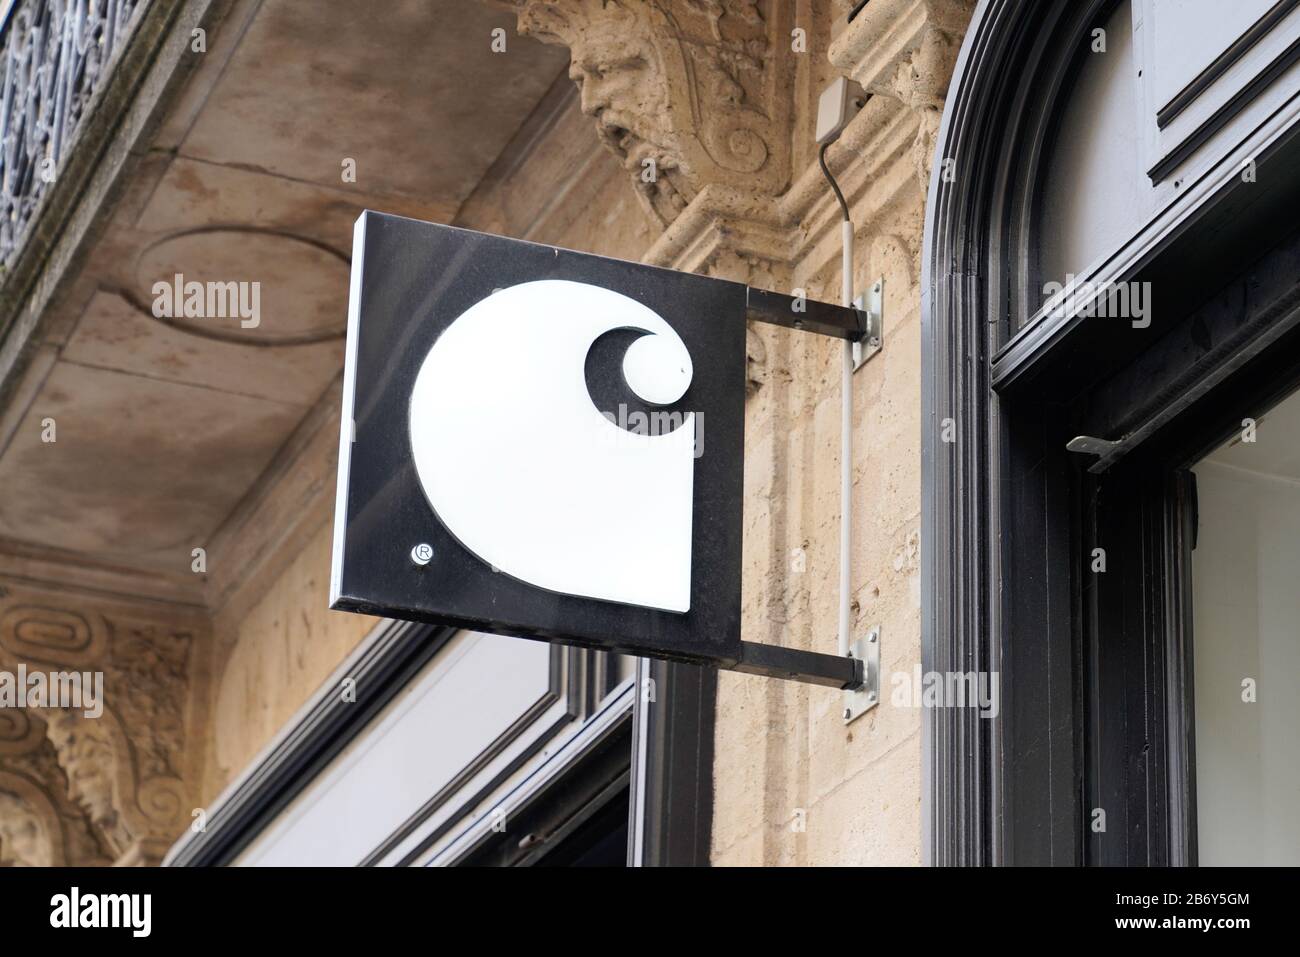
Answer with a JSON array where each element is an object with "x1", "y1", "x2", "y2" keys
[
  {"x1": 49, "y1": 887, "x2": 151, "y2": 937},
  {"x1": 408, "y1": 279, "x2": 695, "y2": 612}
]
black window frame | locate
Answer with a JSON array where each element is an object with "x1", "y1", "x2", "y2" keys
[
  {"x1": 166, "y1": 621, "x2": 716, "y2": 867},
  {"x1": 923, "y1": 0, "x2": 1300, "y2": 865}
]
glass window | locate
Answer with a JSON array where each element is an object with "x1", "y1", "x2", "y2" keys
[{"x1": 1191, "y1": 389, "x2": 1300, "y2": 865}]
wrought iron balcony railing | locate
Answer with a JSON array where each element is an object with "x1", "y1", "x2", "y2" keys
[{"x1": 0, "y1": 0, "x2": 145, "y2": 266}]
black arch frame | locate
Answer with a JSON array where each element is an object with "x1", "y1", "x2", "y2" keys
[{"x1": 923, "y1": 0, "x2": 1300, "y2": 865}]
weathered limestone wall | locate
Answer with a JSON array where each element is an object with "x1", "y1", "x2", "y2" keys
[
  {"x1": 707, "y1": 158, "x2": 927, "y2": 863},
  {"x1": 495, "y1": 0, "x2": 973, "y2": 865},
  {"x1": 711, "y1": 0, "x2": 972, "y2": 868},
  {"x1": 202, "y1": 521, "x2": 374, "y2": 802},
  {"x1": 196, "y1": 77, "x2": 657, "y2": 806},
  {"x1": 199, "y1": 0, "x2": 974, "y2": 865},
  {"x1": 0, "y1": 578, "x2": 207, "y2": 866},
  {"x1": 714, "y1": 187, "x2": 925, "y2": 865}
]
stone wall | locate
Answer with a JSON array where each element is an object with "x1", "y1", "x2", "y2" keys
[
  {"x1": 201, "y1": 0, "x2": 975, "y2": 865},
  {"x1": 196, "y1": 73, "x2": 661, "y2": 807},
  {"x1": 491, "y1": 0, "x2": 974, "y2": 864},
  {"x1": 0, "y1": 579, "x2": 207, "y2": 865},
  {"x1": 202, "y1": 521, "x2": 375, "y2": 803},
  {"x1": 0, "y1": 0, "x2": 974, "y2": 867}
]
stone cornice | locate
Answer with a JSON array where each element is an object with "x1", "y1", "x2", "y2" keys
[
  {"x1": 500, "y1": 0, "x2": 795, "y2": 229},
  {"x1": 0, "y1": 538, "x2": 206, "y2": 610},
  {"x1": 646, "y1": 96, "x2": 922, "y2": 280},
  {"x1": 829, "y1": 0, "x2": 976, "y2": 187},
  {"x1": 495, "y1": 0, "x2": 971, "y2": 285},
  {"x1": 0, "y1": 583, "x2": 203, "y2": 865},
  {"x1": 828, "y1": 0, "x2": 974, "y2": 104},
  {"x1": 483, "y1": 0, "x2": 970, "y2": 413}
]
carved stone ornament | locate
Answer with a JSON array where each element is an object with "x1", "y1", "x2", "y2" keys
[
  {"x1": 0, "y1": 744, "x2": 112, "y2": 867},
  {"x1": 0, "y1": 590, "x2": 194, "y2": 866},
  {"x1": 827, "y1": 0, "x2": 975, "y2": 186},
  {"x1": 501, "y1": 0, "x2": 794, "y2": 227},
  {"x1": 0, "y1": 789, "x2": 51, "y2": 866}
]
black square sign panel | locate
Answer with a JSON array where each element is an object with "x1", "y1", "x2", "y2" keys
[{"x1": 331, "y1": 212, "x2": 746, "y2": 667}]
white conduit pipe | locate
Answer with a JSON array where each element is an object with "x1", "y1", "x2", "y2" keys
[{"x1": 838, "y1": 219, "x2": 853, "y2": 660}]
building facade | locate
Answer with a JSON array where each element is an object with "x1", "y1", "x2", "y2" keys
[{"x1": 0, "y1": 0, "x2": 1294, "y2": 867}]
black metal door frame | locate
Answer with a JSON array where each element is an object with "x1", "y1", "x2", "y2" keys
[
  {"x1": 1081, "y1": 254, "x2": 1300, "y2": 864},
  {"x1": 923, "y1": 0, "x2": 1300, "y2": 865}
]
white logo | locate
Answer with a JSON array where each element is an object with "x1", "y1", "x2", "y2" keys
[{"x1": 409, "y1": 279, "x2": 694, "y2": 612}]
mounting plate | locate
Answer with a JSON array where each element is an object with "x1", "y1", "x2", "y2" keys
[
  {"x1": 852, "y1": 278, "x2": 883, "y2": 370},
  {"x1": 1066, "y1": 434, "x2": 1122, "y2": 456},
  {"x1": 843, "y1": 626, "x2": 880, "y2": 723}
]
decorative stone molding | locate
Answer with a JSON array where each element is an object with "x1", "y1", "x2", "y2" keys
[
  {"x1": 0, "y1": 602, "x2": 108, "y2": 665},
  {"x1": 0, "y1": 700, "x2": 46, "y2": 754},
  {"x1": 828, "y1": 0, "x2": 975, "y2": 186},
  {"x1": 490, "y1": 0, "x2": 968, "y2": 288},
  {"x1": 0, "y1": 789, "x2": 51, "y2": 866},
  {"x1": 485, "y1": 0, "x2": 964, "y2": 404},
  {"x1": 645, "y1": 94, "x2": 923, "y2": 277},
  {"x1": 0, "y1": 587, "x2": 197, "y2": 865},
  {"x1": 500, "y1": 0, "x2": 794, "y2": 229},
  {"x1": 0, "y1": 748, "x2": 112, "y2": 866},
  {"x1": 43, "y1": 710, "x2": 133, "y2": 860}
]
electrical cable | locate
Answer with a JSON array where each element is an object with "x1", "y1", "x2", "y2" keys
[{"x1": 819, "y1": 141, "x2": 851, "y2": 223}]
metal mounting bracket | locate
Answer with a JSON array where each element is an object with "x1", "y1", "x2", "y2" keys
[
  {"x1": 852, "y1": 278, "x2": 883, "y2": 370},
  {"x1": 1066, "y1": 434, "x2": 1121, "y2": 456},
  {"x1": 734, "y1": 640, "x2": 863, "y2": 690},
  {"x1": 843, "y1": 626, "x2": 880, "y2": 723},
  {"x1": 745, "y1": 286, "x2": 865, "y2": 340},
  {"x1": 1066, "y1": 433, "x2": 1129, "y2": 474}
]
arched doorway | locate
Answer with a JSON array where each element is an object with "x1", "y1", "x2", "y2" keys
[{"x1": 923, "y1": 0, "x2": 1300, "y2": 865}]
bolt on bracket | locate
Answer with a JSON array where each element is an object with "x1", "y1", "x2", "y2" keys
[
  {"x1": 852, "y1": 278, "x2": 884, "y2": 370},
  {"x1": 1066, "y1": 434, "x2": 1122, "y2": 456},
  {"x1": 843, "y1": 626, "x2": 880, "y2": 723}
]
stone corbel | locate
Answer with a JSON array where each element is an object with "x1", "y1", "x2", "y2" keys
[
  {"x1": 42, "y1": 707, "x2": 186, "y2": 866},
  {"x1": 828, "y1": 0, "x2": 975, "y2": 186},
  {"x1": 489, "y1": 0, "x2": 973, "y2": 393},
  {"x1": 499, "y1": 0, "x2": 794, "y2": 230},
  {"x1": 0, "y1": 751, "x2": 112, "y2": 867},
  {"x1": 0, "y1": 590, "x2": 196, "y2": 866}
]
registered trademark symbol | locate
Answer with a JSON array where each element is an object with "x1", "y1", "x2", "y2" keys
[{"x1": 410, "y1": 543, "x2": 433, "y2": 566}]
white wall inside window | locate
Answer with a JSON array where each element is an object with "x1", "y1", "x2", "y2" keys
[
  {"x1": 235, "y1": 632, "x2": 559, "y2": 866},
  {"x1": 1192, "y1": 397, "x2": 1300, "y2": 865},
  {"x1": 1039, "y1": 0, "x2": 1146, "y2": 292}
]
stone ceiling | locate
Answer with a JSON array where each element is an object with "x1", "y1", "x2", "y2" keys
[{"x1": 0, "y1": 0, "x2": 568, "y2": 607}]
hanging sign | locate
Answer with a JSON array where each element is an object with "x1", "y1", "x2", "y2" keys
[
  {"x1": 331, "y1": 212, "x2": 745, "y2": 665},
  {"x1": 331, "y1": 211, "x2": 865, "y2": 685}
]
